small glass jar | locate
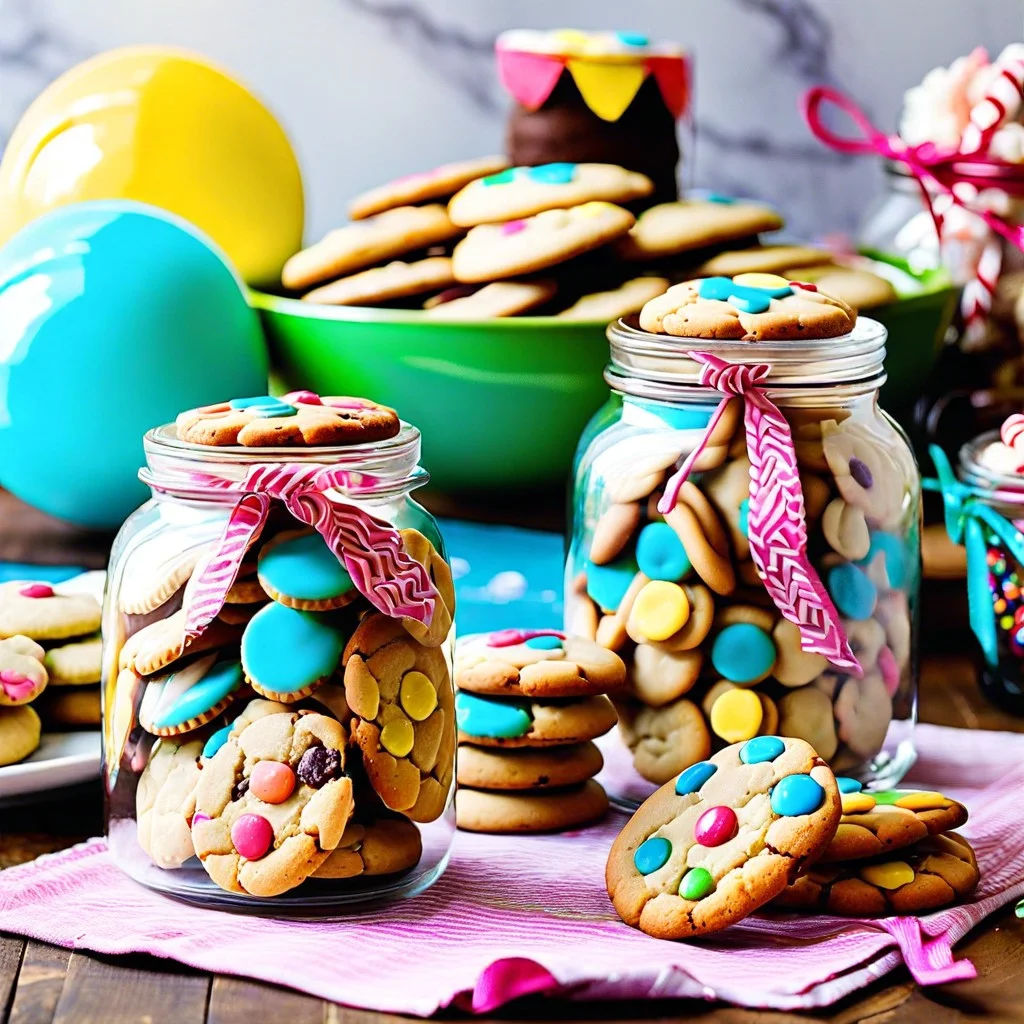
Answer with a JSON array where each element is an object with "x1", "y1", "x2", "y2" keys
[
  {"x1": 103, "y1": 417, "x2": 456, "y2": 913},
  {"x1": 567, "y1": 317, "x2": 920, "y2": 807}
]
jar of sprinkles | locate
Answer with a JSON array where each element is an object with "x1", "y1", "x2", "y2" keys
[
  {"x1": 102, "y1": 391, "x2": 456, "y2": 912},
  {"x1": 566, "y1": 275, "x2": 921, "y2": 807}
]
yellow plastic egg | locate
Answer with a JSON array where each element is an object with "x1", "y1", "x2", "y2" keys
[{"x1": 0, "y1": 46, "x2": 303, "y2": 287}]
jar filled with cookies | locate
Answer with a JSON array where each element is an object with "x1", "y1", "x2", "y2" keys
[
  {"x1": 566, "y1": 276, "x2": 920, "y2": 807},
  {"x1": 102, "y1": 391, "x2": 456, "y2": 911}
]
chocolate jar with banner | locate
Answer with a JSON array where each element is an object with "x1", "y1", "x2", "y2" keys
[
  {"x1": 566, "y1": 310, "x2": 921, "y2": 809},
  {"x1": 101, "y1": 392, "x2": 456, "y2": 912}
]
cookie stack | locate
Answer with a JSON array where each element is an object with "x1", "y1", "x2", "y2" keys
[
  {"x1": 454, "y1": 629, "x2": 625, "y2": 833},
  {"x1": 606, "y1": 735, "x2": 980, "y2": 940},
  {"x1": 0, "y1": 580, "x2": 102, "y2": 765}
]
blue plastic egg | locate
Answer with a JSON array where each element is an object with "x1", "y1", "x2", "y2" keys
[{"x1": 0, "y1": 200, "x2": 268, "y2": 528}]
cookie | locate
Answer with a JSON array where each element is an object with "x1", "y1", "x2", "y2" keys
[
  {"x1": 639, "y1": 275, "x2": 857, "y2": 341},
  {"x1": 0, "y1": 635, "x2": 48, "y2": 706},
  {"x1": 629, "y1": 644, "x2": 702, "y2": 706},
  {"x1": 118, "y1": 539, "x2": 207, "y2": 615},
  {"x1": 457, "y1": 741, "x2": 603, "y2": 790},
  {"x1": 281, "y1": 205, "x2": 460, "y2": 289},
  {"x1": 557, "y1": 276, "x2": 669, "y2": 322},
  {"x1": 617, "y1": 199, "x2": 784, "y2": 262},
  {"x1": 606, "y1": 736, "x2": 841, "y2": 939},
  {"x1": 342, "y1": 613, "x2": 454, "y2": 822},
  {"x1": 822, "y1": 498, "x2": 871, "y2": 561},
  {"x1": 349, "y1": 155, "x2": 509, "y2": 220},
  {"x1": 695, "y1": 244, "x2": 833, "y2": 278},
  {"x1": 456, "y1": 691, "x2": 617, "y2": 748},
  {"x1": 457, "y1": 780, "x2": 609, "y2": 834},
  {"x1": 0, "y1": 704, "x2": 41, "y2": 766},
  {"x1": 136, "y1": 737, "x2": 204, "y2": 868},
  {"x1": 119, "y1": 609, "x2": 242, "y2": 677},
  {"x1": 785, "y1": 264, "x2": 897, "y2": 311},
  {"x1": 776, "y1": 832, "x2": 979, "y2": 916},
  {"x1": 192, "y1": 710, "x2": 355, "y2": 897},
  {"x1": 0, "y1": 581, "x2": 101, "y2": 641},
  {"x1": 455, "y1": 629, "x2": 625, "y2": 698},
  {"x1": 821, "y1": 418, "x2": 906, "y2": 528},
  {"x1": 241, "y1": 603, "x2": 347, "y2": 701},
  {"x1": 301, "y1": 256, "x2": 455, "y2": 305},
  {"x1": 199, "y1": 696, "x2": 294, "y2": 763},
  {"x1": 139, "y1": 654, "x2": 243, "y2": 737},
  {"x1": 313, "y1": 815, "x2": 423, "y2": 878},
  {"x1": 399, "y1": 529, "x2": 455, "y2": 648},
  {"x1": 423, "y1": 278, "x2": 557, "y2": 319},
  {"x1": 448, "y1": 163, "x2": 653, "y2": 226},
  {"x1": 452, "y1": 202, "x2": 635, "y2": 283},
  {"x1": 819, "y1": 785, "x2": 969, "y2": 863},
  {"x1": 662, "y1": 481, "x2": 736, "y2": 596},
  {"x1": 257, "y1": 530, "x2": 358, "y2": 611},
  {"x1": 35, "y1": 686, "x2": 100, "y2": 727},
  {"x1": 43, "y1": 633, "x2": 101, "y2": 685},
  {"x1": 176, "y1": 391, "x2": 400, "y2": 448}
]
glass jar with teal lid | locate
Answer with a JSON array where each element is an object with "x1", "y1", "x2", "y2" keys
[
  {"x1": 567, "y1": 312, "x2": 921, "y2": 808},
  {"x1": 102, "y1": 392, "x2": 456, "y2": 913}
]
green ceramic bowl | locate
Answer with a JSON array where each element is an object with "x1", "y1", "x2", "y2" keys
[{"x1": 253, "y1": 292, "x2": 610, "y2": 490}]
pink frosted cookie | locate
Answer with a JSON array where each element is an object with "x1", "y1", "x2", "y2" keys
[{"x1": 0, "y1": 635, "x2": 48, "y2": 706}]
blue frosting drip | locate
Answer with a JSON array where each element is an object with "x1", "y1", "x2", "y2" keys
[
  {"x1": 229, "y1": 395, "x2": 297, "y2": 418},
  {"x1": 153, "y1": 659, "x2": 242, "y2": 730},
  {"x1": 241, "y1": 604, "x2": 346, "y2": 694},
  {"x1": 202, "y1": 724, "x2": 233, "y2": 760},
  {"x1": 258, "y1": 531, "x2": 355, "y2": 602},
  {"x1": 456, "y1": 691, "x2": 533, "y2": 739},
  {"x1": 698, "y1": 276, "x2": 792, "y2": 314}
]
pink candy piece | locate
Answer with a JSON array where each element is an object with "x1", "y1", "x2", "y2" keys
[
  {"x1": 231, "y1": 813, "x2": 274, "y2": 860},
  {"x1": 249, "y1": 760, "x2": 296, "y2": 804},
  {"x1": 501, "y1": 219, "x2": 527, "y2": 236},
  {"x1": 487, "y1": 628, "x2": 566, "y2": 648},
  {"x1": 0, "y1": 670, "x2": 35, "y2": 700},
  {"x1": 19, "y1": 583, "x2": 54, "y2": 599},
  {"x1": 877, "y1": 645, "x2": 901, "y2": 696},
  {"x1": 694, "y1": 805, "x2": 738, "y2": 847},
  {"x1": 283, "y1": 390, "x2": 322, "y2": 406}
]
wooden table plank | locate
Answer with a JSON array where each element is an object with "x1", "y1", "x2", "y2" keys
[
  {"x1": 8, "y1": 941, "x2": 69, "y2": 1024},
  {"x1": 49, "y1": 951, "x2": 209, "y2": 1024},
  {"x1": 207, "y1": 976, "x2": 325, "y2": 1024},
  {"x1": 0, "y1": 939, "x2": 24, "y2": 1022}
]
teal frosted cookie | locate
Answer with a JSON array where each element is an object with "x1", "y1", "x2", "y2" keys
[
  {"x1": 257, "y1": 529, "x2": 357, "y2": 611},
  {"x1": 455, "y1": 690, "x2": 617, "y2": 748},
  {"x1": 241, "y1": 603, "x2": 347, "y2": 701},
  {"x1": 139, "y1": 653, "x2": 243, "y2": 737}
]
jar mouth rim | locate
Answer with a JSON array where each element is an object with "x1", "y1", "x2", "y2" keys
[{"x1": 959, "y1": 430, "x2": 1024, "y2": 495}]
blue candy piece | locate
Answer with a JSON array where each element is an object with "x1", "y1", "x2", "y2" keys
[
  {"x1": 152, "y1": 659, "x2": 242, "y2": 731},
  {"x1": 456, "y1": 691, "x2": 533, "y2": 739},
  {"x1": 636, "y1": 522, "x2": 691, "y2": 582},
  {"x1": 229, "y1": 395, "x2": 297, "y2": 418},
  {"x1": 525, "y1": 635, "x2": 563, "y2": 650},
  {"x1": 711, "y1": 623, "x2": 777, "y2": 684},
  {"x1": 740, "y1": 735, "x2": 786, "y2": 764},
  {"x1": 859, "y1": 531, "x2": 909, "y2": 589},
  {"x1": 258, "y1": 530, "x2": 355, "y2": 603},
  {"x1": 675, "y1": 760, "x2": 717, "y2": 795},
  {"x1": 771, "y1": 774, "x2": 825, "y2": 817},
  {"x1": 738, "y1": 498, "x2": 750, "y2": 536},
  {"x1": 615, "y1": 30, "x2": 649, "y2": 46},
  {"x1": 705, "y1": 193, "x2": 737, "y2": 204},
  {"x1": 241, "y1": 604, "x2": 346, "y2": 697},
  {"x1": 827, "y1": 563, "x2": 878, "y2": 621},
  {"x1": 526, "y1": 162, "x2": 576, "y2": 184},
  {"x1": 634, "y1": 836, "x2": 672, "y2": 875},
  {"x1": 836, "y1": 776, "x2": 863, "y2": 794},
  {"x1": 698, "y1": 275, "x2": 792, "y2": 314},
  {"x1": 586, "y1": 553, "x2": 639, "y2": 612},
  {"x1": 202, "y1": 723, "x2": 233, "y2": 760},
  {"x1": 482, "y1": 168, "x2": 516, "y2": 186}
]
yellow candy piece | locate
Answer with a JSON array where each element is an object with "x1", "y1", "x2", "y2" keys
[
  {"x1": 576, "y1": 200, "x2": 616, "y2": 218},
  {"x1": 554, "y1": 28, "x2": 591, "y2": 47},
  {"x1": 380, "y1": 718, "x2": 415, "y2": 758},
  {"x1": 894, "y1": 791, "x2": 947, "y2": 811},
  {"x1": 710, "y1": 688, "x2": 762, "y2": 743},
  {"x1": 860, "y1": 861, "x2": 915, "y2": 890},
  {"x1": 732, "y1": 272, "x2": 791, "y2": 290},
  {"x1": 400, "y1": 670, "x2": 437, "y2": 722},
  {"x1": 841, "y1": 792, "x2": 876, "y2": 814},
  {"x1": 632, "y1": 580, "x2": 690, "y2": 641}
]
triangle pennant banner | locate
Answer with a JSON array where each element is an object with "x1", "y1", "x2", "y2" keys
[
  {"x1": 566, "y1": 58, "x2": 648, "y2": 122},
  {"x1": 648, "y1": 55, "x2": 691, "y2": 119},
  {"x1": 496, "y1": 49, "x2": 566, "y2": 111}
]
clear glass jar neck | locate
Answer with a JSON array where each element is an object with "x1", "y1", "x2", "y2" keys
[
  {"x1": 139, "y1": 422, "x2": 427, "y2": 505},
  {"x1": 959, "y1": 431, "x2": 1024, "y2": 511},
  {"x1": 605, "y1": 316, "x2": 888, "y2": 405}
]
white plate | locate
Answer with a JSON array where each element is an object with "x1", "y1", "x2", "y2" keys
[{"x1": 0, "y1": 570, "x2": 106, "y2": 804}]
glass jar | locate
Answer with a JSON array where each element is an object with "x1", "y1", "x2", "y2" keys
[
  {"x1": 567, "y1": 317, "x2": 920, "y2": 808},
  {"x1": 102, "y1": 417, "x2": 456, "y2": 913}
]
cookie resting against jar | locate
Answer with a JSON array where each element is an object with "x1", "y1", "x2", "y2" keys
[
  {"x1": 101, "y1": 391, "x2": 457, "y2": 913},
  {"x1": 566, "y1": 274, "x2": 921, "y2": 808}
]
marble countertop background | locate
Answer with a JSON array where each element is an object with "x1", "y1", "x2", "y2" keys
[{"x1": 0, "y1": 0, "x2": 1020, "y2": 242}]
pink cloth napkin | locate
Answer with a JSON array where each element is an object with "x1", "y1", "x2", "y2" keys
[{"x1": 1, "y1": 724, "x2": 1022, "y2": 1014}]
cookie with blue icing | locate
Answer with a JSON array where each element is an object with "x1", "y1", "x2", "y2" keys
[
  {"x1": 139, "y1": 653, "x2": 244, "y2": 737},
  {"x1": 606, "y1": 736, "x2": 840, "y2": 939},
  {"x1": 638, "y1": 274, "x2": 856, "y2": 341},
  {"x1": 455, "y1": 629, "x2": 625, "y2": 698},
  {"x1": 257, "y1": 529, "x2": 358, "y2": 611},
  {"x1": 456, "y1": 690, "x2": 617, "y2": 748}
]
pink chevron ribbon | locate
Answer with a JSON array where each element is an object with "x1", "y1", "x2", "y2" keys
[
  {"x1": 659, "y1": 353, "x2": 861, "y2": 674},
  {"x1": 148, "y1": 463, "x2": 439, "y2": 641}
]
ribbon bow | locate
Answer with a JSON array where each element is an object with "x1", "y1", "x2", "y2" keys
[
  {"x1": 146, "y1": 462, "x2": 439, "y2": 641},
  {"x1": 659, "y1": 352, "x2": 861, "y2": 674},
  {"x1": 926, "y1": 445, "x2": 1024, "y2": 667}
]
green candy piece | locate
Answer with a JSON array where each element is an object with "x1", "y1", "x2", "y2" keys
[
  {"x1": 870, "y1": 791, "x2": 901, "y2": 805},
  {"x1": 679, "y1": 866, "x2": 715, "y2": 901}
]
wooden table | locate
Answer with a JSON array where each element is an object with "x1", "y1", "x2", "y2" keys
[{"x1": 2, "y1": 493, "x2": 1022, "y2": 1024}]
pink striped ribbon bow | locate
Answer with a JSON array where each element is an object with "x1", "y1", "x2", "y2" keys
[
  {"x1": 148, "y1": 463, "x2": 439, "y2": 641},
  {"x1": 658, "y1": 353, "x2": 861, "y2": 674}
]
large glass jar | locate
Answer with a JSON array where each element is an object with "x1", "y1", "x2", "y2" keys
[
  {"x1": 103, "y1": 416, "x2": 456, "y2": 912},
  {"x1": 567, "y1": 318, "x2": 920, "y2": 808}
]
